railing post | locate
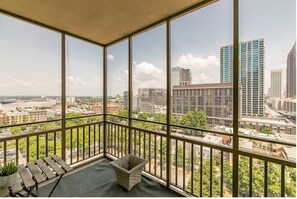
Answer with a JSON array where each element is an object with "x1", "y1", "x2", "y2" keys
[
  {"x1": 61, "y1": 33, "x2": 66, "y2": 161},
  {"x1": 128, "y1": 36, "x2": 132, "y2": 155},
  {"x1": 166, "y1": 20, "x2": 172, "y2": 188},
  {"x1": 103, "y1": 46, "x2": 107, "y2": 157},
  {"x1": 232, "y1": 0, "x2": 239, "y2": 197}
]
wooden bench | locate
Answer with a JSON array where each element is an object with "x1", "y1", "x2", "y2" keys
[{"x1": 8, "y1": 155, "x2": 72, "y2": 197}]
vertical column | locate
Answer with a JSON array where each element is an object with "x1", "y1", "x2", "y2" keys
[
  {"x1": 128, "y1": 37, "x2": 133, "y2": 154},
  {"x1": 61, "y1": 33, "x2": 66, "y2": 161},
  {"x1": 103, "y1": 46, "x2": 107, "y2": 156},
  {"x1": 166, "y1": 20, "x2": 172, "y2": 187},
  {"x1": 232, "y1": 0, "x2": 239, "y2": 197}
]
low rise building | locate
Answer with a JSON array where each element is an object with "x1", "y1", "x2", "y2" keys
[
  {"x1": 27, "y1": 110, "x2": 47, "y2": 122},
  {"x1": 93, "y1": 103, "x2": 122, "y2": 114},
  {"x1": 5, "y1": 111, "x2": 29, "y2": 125}
]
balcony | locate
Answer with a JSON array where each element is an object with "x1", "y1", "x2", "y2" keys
[{"x1": 0, "y1": 0, "x2": 296, "y2": 197}]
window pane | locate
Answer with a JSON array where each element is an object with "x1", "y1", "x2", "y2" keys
[
  {"x1": 66, "y1": 36, "x2": 103, "y2": 120},
  {"x1": 171, "y1": 0, "x2": 233, "y2": 134},
  {"x1": 239, "y1": 0, "x2": 296, "y2": 197},
  {"x1": 0, "y1": 14, "x2": 61, "y2": 125},
  {"x1": 107, "y1": 40, "x2": 128, "y2": 118},
  {"x1": 132, "y1": 24, "x2": 167, "y2": 130}
]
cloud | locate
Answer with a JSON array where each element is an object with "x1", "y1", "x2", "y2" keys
[
  {"x1": 132, "y1": 62, "x2": 166, "y2": 92},
  {"x1": 108, "y1": 75, "x2": 128, "y2": 96},
  {"x1": 107, "y1": 54, "x2": 114, "y2": 60},
  {"x1": 6, "y1": 77, "x2": 44, "y2": 88},
  {"x1": 66, "y1": 76, "x2": 103, "y2": 96},
  {"x1": 134, "y1": 62, "x2": 163, "y2": 81},
  {"x1": 0, "y1": 76, "x2": 60, "y2": 96},
  {"x1": 175, "y1": 53, "x2": 220, "y2": 84},
  {"x1": 177, "y1": 53, "x2": 219, "y2": 69}
]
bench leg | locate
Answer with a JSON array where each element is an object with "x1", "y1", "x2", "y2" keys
[
  {"x1": 9, "y1": 185, "x2": 37, "y2": 197},
  {"x1": 23, "y1": 186, "x2": 38, "y2": 197},
  {"x1": 48, "y1": 174, "x2": 64, "y2": 197}
]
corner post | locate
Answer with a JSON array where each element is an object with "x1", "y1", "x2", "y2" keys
[
  {"x1": 61, "y1": 33, "x2": 66, "y2": 161},
  {"x1": 232, "y1": 0, "x2": 239, "y2": 197},
  {"x1": 166, "y1": 20, "x2": 172, "y2": 188},
  {"x1": 128, "y1": 37, "x2": 133, "y2": 155},
  {"x1": 103, "y1": 46, "x2": 107, "y2": 157}
]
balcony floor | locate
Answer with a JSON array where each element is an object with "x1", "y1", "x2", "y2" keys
[{"x1": 35, "y1": 159, "x2": 182, "y2": 197}]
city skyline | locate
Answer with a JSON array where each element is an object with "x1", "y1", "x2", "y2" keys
[{"x1": 0, "y1": 0, "x2": 296, "y2": 97}]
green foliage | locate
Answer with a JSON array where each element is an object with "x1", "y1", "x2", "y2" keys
[
  {"x1": 261, "y1": 127, "x2": 272, "y2": 134},
  {"x1": 180, "y1": 111, "x2": 208, "y2": 135},
  {"x1": 223, "y1": 156, "x2": 296, "y2": 197},
  {"x1": 0, "y1": 162, "x2": 18, "y2": 176},
  {"x1": 10, "y1": 127, "x2": 21, "y2": 135},
  {"x1": 188, "y1": 159, "x2": 221, "y2": 197},
  {"x1": 244, "y1": 124, "x2": 254, "y2": 130},
  {"x1": 119, "y1": 109, "x2": 128, "y2": 117}
]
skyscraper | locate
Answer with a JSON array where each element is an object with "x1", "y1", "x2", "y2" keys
[
  {"x1": 270, "y1": 69, "x2": 282, "y2": 98},
  {"x1": 220, "y1": 39, "x2": 265, "y2": 116},
  {"x1": 171, "y1": 66, "x2": 192, "y2": 86},
  {"x1": 123, "y1": 91, "x2": 129, "y2": 109},
  {"x1": 220, "y1": 45, "x2": 233, "y2": 83},
  {"x1": 286, "y1": 42, "x2": 296, "y2": 98}
]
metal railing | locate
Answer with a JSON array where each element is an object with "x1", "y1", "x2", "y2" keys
[
  {"x1": 0, "y1": 116, "x2": 104, "y2": 166},
  {"x1": 0, "y1": 114, "x2": 296, "y2": 197},
  {"x1": 105, "y1": 115, "x2": 296, "y2": 197}
]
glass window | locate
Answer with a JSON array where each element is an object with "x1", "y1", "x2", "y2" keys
[
  {"x1": 107, "y1": 40, "x2": 129, "y2": 117},
  {"x1": 65, "y1": 36, "x2": 103, "y2": 119},
  {"x1": 132, "y1": 24, "x2": 166, "y2": 129}
]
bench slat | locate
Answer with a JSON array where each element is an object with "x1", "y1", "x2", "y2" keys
[
  {"x1": 18, "y1": 164, "x2": 35, "y2": 188},
  {"x1": 36, "y1": 159, "x2": 55, "y2": 179},
  {"x1": 44, "y1": 157, "x2": 65, "y2": 176},
  {"x1": 27, "y1": 161, "x2": 46, "y2": 183},
  {"x1": 10, "y1": 182, "x2": 23, "y2": 194},
  {"x1": 52, "y1": 155, "x2": 73, "y2": 172}
]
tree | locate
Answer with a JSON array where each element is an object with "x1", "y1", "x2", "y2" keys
[
  {"x1": 261, "y1": 127, "x2": 272, "y2": 134},
  {"x1": 188, "y1": 159, "x2": 221, "y2": 197},
  {"x1": 180, "y1": 111, "x2": 208, "y2": 135},
  {"x1": 10, "y1": 127, "x2": 21, "y2": 135},
  {"x1": 119, "y1": 109, "x2": 128, "y2": 117},
  {"x1": 223, "y1": 157, "x2": 296, "y2": 197},
  {"x1": 66, "y1": 112, "x2": 84, "y2": 126},
  {"x1": 244, "y1": 124, "x2": 254, "y2": 130}
]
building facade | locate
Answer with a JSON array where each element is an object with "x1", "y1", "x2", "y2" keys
[
  {"x1": 172, "y1": 83, "x2": 242, "y2": 127},
  {"x1": 138, "y1": 88, "x2": 166, "y2": 113},
  {"x1": 286, "y1": 42, "x2": 296, "y2": 98},
  {"x1": 171, "y1": 66, "x2": 192, "y2": 86},
  {"x1": 270, "y1": 69, "x2": 282, "y2": 98},
  {"x1": 28, "y1": 110, "x2": 47, "y2": 122},
  {"x1": 267, "y1": 97, "x2": 296, "y2": 117},
  {"x1": 123, "y1": 91, "x2": 129, "y2": 109},
  {"x1": 93, "y1": 103, "x2": 122, "y2": 114},
  {"x1": 220, "y1": 39, "x2": 265, "y2": 116}
]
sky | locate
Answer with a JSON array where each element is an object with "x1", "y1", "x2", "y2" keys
[{"x1": 0, "y1": 0, "x2": 296, "y2": 97}]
